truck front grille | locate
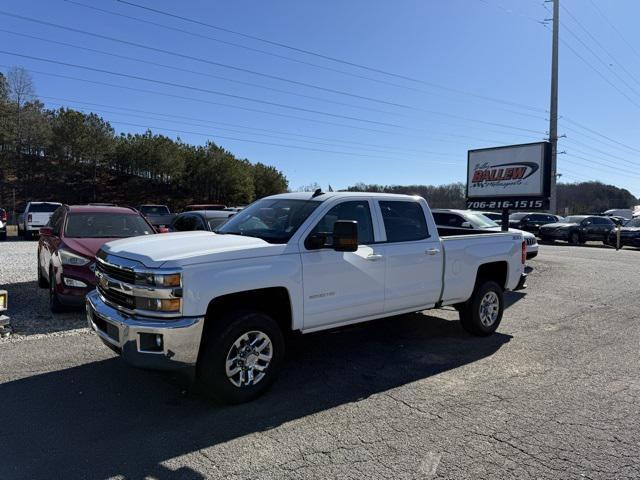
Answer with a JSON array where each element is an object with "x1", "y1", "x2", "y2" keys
[
  {"x1": 98, "y1": 284, "x2": 135, "y2": 310},
  {"x1": 96, "y1": 260, "x2": 136, "y2": 284}
]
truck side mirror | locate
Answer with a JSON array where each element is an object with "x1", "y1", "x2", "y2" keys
[
  {"x1": 461, "y1": 221, "x2": 472, "y2": 229},
  {"x1": 333, "y1": 220, "x2": 358, "y2": 252}
]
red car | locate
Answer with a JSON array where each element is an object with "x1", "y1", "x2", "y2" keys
[{"x1": 37, "y1": 205, "x2": 157, "y2": 312}]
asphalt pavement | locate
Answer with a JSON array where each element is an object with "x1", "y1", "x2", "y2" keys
[{"x1": 0, "y1": 241, "x2": 638, "y2": 479}]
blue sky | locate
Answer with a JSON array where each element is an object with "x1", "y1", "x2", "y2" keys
[{"x1": 1, "y1": 0, "x2": 639, "y2": 195}]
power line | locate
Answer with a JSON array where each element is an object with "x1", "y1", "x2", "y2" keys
[
  {"x1": 44, "y1": 100, "x2": 464, "y2": 158},
  {"x1": 0, "y1": 31, "x2": 544, "y2": 136},
  {"x1": 559, "y1": 122, "x2": 640, "y2": 157},
  {"x1": 0, "y1": 49, "x2": 410, "y2": 129},
  {"x1": 39, "y1": 95, "x2": 462, "y2": 156},
  {"x1": 0, "y1": 28, "x2": 401, "y2": 117},
  {"x1": 587, "y1": 0, "x2": 640, "y2": 66},
  {"x1": 3, "y1": 63, "x2": 537, "y2": 147},
  {"x1": 561, "y1": 155, "x2": 640, "y2": 180},
  {"x1": 0, "y1": 50, "x2": 547, "y2": 142},
  {"x1": 66, "y1": 0, "x2": 546, "y2": 121},
  {"x1": 560, "y1": 3, "x2": 640, "y2": 90},
  {"x1": 111, "y1": 0, "x2": 546, "y2": 113},
  {"x1": 560, "y1": 11, "x2": 640, "y2": 101},
  {"x1": 561, "y1": 116, "x2": 640, "y2": 155},
  {"x1": 99, "y1": 118, "x2": 464, "y2": 166},
  {"x1": 561, "y1": 138, "x2": 640, "y2": 169}
]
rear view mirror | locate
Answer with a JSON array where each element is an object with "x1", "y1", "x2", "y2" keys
[
  {"x1": 333, "y1": 220, "x2": 358, "y2": 252},
  {"x1": 39, "y1": 227, "x2": 53, "y2": 237}
]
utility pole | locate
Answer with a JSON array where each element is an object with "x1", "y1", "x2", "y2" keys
[{"x1": 548, "y1": 0, "x2": 559, "y2": 214}]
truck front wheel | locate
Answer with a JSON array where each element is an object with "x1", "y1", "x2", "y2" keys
[
  {"x1": 197, "y1": 310, "x2": 284, "y2": 404},
  {"x1": 458, "y1": 280, "x2": 504, "y2": 336}
]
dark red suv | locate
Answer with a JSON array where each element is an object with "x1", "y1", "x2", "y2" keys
[{"x1": 37, "y1": 205, "x2": 157, "y2": 312}]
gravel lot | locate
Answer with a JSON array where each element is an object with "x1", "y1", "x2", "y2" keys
[{"x1": 0, "y1": 240, "x2": 638, "y2": 479}]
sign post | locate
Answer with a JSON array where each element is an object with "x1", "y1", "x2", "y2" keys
[{"x1": 466, "y1": 142, "x2": 552, "y2": 230}]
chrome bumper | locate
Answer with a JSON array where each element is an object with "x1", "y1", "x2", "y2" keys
[{"x1": 86, "y1": 290, "x2": 204, "y2": 373}]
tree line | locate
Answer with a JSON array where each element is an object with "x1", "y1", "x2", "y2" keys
[
  {"x1": 346, "y1": 181, "x2": 639, "y2": 214},
  {"x1": 0, "y1": 67, "x2": 288, "y2": 212}
]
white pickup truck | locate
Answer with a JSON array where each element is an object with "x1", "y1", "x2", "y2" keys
[
  {"x1": 87, "y1": 192, "x2": 527, "y2": 403},
  {"x1": 18, "y1": 201, "x2": 62, "y2": 239}
]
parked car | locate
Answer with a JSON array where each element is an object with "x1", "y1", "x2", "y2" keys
[
  {"x1": 87, "y1": 192, "x2": 527, "y2": 404},
  {"x1": 539, "y1": 215, "x2": 616, "y2": 244},
  {"x1": 433, "y1": 209, "x2": 538, "y2": 259},
  {"x1": 603, "y1": 209, "x2": 633, "y2": 220},
  {"x1": 171, "y1": 210, "x2": 234, "y2": 232},
  {"x1": 478, "y1": 211, "x2": 503, "y2": 224},
  {"x1": 0, "y1": 289, "x2": 10, "y2": 337},
  {"x1": 136, "y1": 204, "x2": 176, "y2": 229},
  {"x1": 605, "y1": 216, "x2": 640, "y2": 248},
  {"x1": 184, "y1": 204, "x2": 226, "y2": 211},
  {"x1": 507, "y1": 212, "x2": 559, "y2": 235},
  {"x1": 37, "y1": 205, "x2": 157, "y2": 312},
  {"x1": 18, "y1": 201, "x2": 62, "y2": 239},
  {"x1": 0, "y1": 208, "x2": 7, "y2": 240}
]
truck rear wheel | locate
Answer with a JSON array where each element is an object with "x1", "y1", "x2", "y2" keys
[
  {"x1": 197, "y1": 310, "x2": 284, "y2": 404},
  {"x1": 459, "y1": 280, "x2": 504, "y2": 336}
]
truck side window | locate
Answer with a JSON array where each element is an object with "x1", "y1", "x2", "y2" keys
[
  {"x1": 380, "y1": 201, "x2": 429, "y2": 242},
  {"x1": 309, "y1": 201, "x2": 374, "y2": 246}
]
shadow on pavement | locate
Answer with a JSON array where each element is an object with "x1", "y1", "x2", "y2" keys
[{"x1": 0, "y1": 312, "x2": 511, "y2": 480}]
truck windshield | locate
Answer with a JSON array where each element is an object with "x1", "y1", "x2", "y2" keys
[
  {"x1": 625, "y1": 217, "x2": 640, "y2": 228},
  {"x1": 65, "y1": 213, "x2": 154, "y2": 238},
  {"x1": 215, "y1": 198, "x2": 321, "y2": 244},
  {"x1": 139, "y1": 205, "x2": 170, "y2": 215},
  {"x1": 466, "y1": 213, "x2": 499, "y2": 229},
  {"x1": 29, "y1": 203, "x2": 60, "y2": 213}
]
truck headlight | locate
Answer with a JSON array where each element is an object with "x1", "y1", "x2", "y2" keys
[
  {"x1": 135, "y1": 297, "x2": 181, "y2": 312},
  {"x1": 135, "y1": 272, "x2": 181, "y2": 287},
  {"x1": 59, "y1": 249, "x2": 91, "y2": 266}
]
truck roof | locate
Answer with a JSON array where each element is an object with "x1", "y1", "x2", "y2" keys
[
  {"x1": 267, "y1": 191, "x2": 423, "y2": 201},
  {"x1": 67, "y1": 205, "x2": 139, "y2": 214}
]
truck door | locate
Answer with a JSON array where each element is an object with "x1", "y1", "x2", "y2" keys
[
  {"x1": 376, "y1": 200, "x2": 443, "y2": 312},
  {"x1": 300, "y1": 199, "x2": 385, "y2": 329}
]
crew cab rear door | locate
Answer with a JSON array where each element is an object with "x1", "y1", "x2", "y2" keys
[
  {"x1": 374, "y1": 199, "x2": 443, "y2": 313},
  {"x1": 299, "y1": 198, "x2": 385, "y2": 330}
]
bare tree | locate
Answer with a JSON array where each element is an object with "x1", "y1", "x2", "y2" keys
[{"x1": 7, "y1": 66, "x2": 35, "y2": 107}]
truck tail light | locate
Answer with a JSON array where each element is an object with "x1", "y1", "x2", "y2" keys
[
  {"x1": 521, "y1": 240, "x2": 526, "y2": 264},
  {"x1": 0, "y1": 211, "x2": 6, "y2": 221},
  {"x1": 27, "y1": 213, "x2": 32, "y2": 223}
]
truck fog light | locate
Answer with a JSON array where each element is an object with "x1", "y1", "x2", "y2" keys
[
  {"x1": 139, "y1": 332, "x2": 163, "y2": 352},
  {"x1": 63, "y1": 277, "x2": 88, "y2": 288}
]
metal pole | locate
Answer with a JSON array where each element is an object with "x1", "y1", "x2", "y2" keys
[{"x1": 548, "y1": 0, "x2": 559, "y2": 214}]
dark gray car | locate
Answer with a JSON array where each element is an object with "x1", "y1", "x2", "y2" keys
[{"x1": 170, "y1": 210, "x2": 235, "y2": 232}]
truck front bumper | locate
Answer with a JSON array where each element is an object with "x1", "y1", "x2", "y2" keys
[{"x1": 86, "y1": 290, "x2": 204, "y2": 373}]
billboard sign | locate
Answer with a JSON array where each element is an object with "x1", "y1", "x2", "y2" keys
[{"x1": 466, "y1": 142, "x2": 551, "y2": 210}]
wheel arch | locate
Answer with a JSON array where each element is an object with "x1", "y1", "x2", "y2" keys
[{"x1": 203, "y1": 287, "x2": 294, "y2": 340}]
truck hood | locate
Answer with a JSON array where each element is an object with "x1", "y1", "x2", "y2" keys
[{"x1": 101, "y1": 231, "x2": 283, "y2": 268}]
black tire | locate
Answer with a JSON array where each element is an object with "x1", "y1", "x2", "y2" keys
[
  {"x1": 23, "y1": 229, "x2": 32, "y2": 240},
  {"x1": 569, "y1": 231, "x2": 580, "y2": 245},
  {"x1": 459, "y1": 280, "x2": 504, "y2": 336},
  {"x1": 197, "y1": 310, "x2": 285, "y2": 404},
  {"x1": 49, "y1": 269, "x2": 65, "y2": 313},
  {"x1": 37, "y1": 254, "x2": 48, "y2": 288}
]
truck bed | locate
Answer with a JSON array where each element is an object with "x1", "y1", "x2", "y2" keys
[{"x1": 439, "y1": 231, "x2": 524, "y2": 305}]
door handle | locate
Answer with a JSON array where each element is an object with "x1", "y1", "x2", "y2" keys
[
  {"x1": 366, "y1": 254, "x2": 384, "y2": 261},
  {"x1": 426, "y1": 248, "x2": 440, "y2": 255}
]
